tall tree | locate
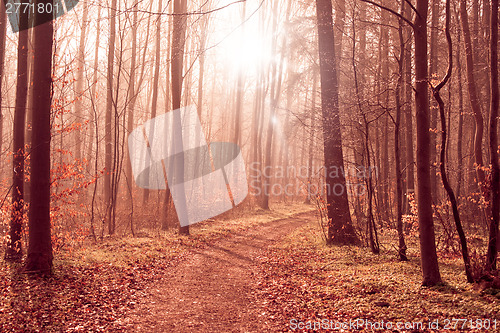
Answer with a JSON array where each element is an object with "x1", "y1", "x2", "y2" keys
[
  {"x1": 143, "y1": 0, "x2": 163, "y2": 204},
  {"x1": 105, "y1": 0, "x2": 118, "y2": 233},
  {"x1": 171, "y1": 0, "x2": 188, "y2": 234},
  {"x1": 74, "y1": 0, "x2": 89, "y2": 162},
  {"x1": 485, "y1": 0, "x2": 499, "y2": 272},
  {"x1": 25, "y1": 0, "x2": 54, "y2": 273},
  {"x1": 460, "y1": 0, "x2": 487, "y2": 201},
  {"x1": 395, "y1": 0, "x2": 408, "y2": 261},
  {"x1": 86, "y1": 3, "x2": 101, "y2": 169},
  {"x1": 232, "y1": 2, "x2": 246, "y2": 145},
  {"x1": 315, "y1": 0, "x2": 358, "y2": 245},
  {"x1": 5, "y1": 2, "x2": 29, "y2": 261},
  {"x1": 403, "y1": 2, "x2": 415, "y2": 213},
  {"x1": 414, "y1": 0, "x2": 442, "y2": 286},
  {"x1": 429, "y1": 0, "x2": 440, "y2": 201},
  {"x1": 431, "y1": 0, "x2": 472, "y2": 282}
]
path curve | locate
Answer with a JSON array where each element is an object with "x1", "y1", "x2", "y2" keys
[{"x1": 127, "y1": 210, "x2": 317, "y2": 332}]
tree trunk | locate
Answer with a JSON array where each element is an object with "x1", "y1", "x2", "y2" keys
[
  {"x1": 395, "y1": 4, "x2": 407, "y2": 261},
  {"x1": 86, "y1": 4, "x2": 101, "y2": 170},
  {"x1": 126, "y1": 0, "x2": 139, "y2": 236},
  {"x1": 74, "y1": 0, "x2": 88, "y2": 162},
  {"x1": 5, "y1": 7, "x2": 29, "y2": 262},
  {"x1": 143, "y1": 0, "x2": 163, "y2": 205},
  {"x1": 403, "y1": 3, "x2": 415, "y2": 214},
  {"x1": 456, "y1": 25, "x2": 464, "y2": 198},
  {"x1": 316, "y1": 0, "x2": 358, "y2": 245},
  {"x1": 305, "y1": 72, "x2": 318, "y2": 204},
  {"x1": 415, "y1": 0, "x2": 442, "y2": 286},
  {"x1": 431, "y1": 0, "x2": 472, "y2": 282},
  {"x1": 172, "y1": 0, "x2": 189, "y2": 235},
  {"x1": 262, "y1": 1, "x2": 286, "y2": 210},
  {"x1": 485, "y1": 0, "x2": 499, "y2": 272},
  {"x1": 232, "y1": 2, "x2": 246, "y2": 146},
  {"x1": 460, "y1": 0, "x2": 487, "y2": 199},
  {"x1": 105, "y1": 0, "x2": 118, "y2": 234},
  {"x1": 25, "y1": 1, "x2": 54, "y2": 274},
  {"x1": 429, "y1": 0, "x2": 440, "y2": 202}
]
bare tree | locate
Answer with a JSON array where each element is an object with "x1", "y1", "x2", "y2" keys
[
  {"x1": 316, "y1": 0, "x2": 358, "y2": 245},
  {"x1": 171, "y1": 0, "x2": 188, "y2": 234},
  {"x1": 460, "y1": 0, "x2": 487, "y2": 202},
  {"x1": 25, "y1": 0, "x2": 54, "y2": 274},
  {"x1": 485, "y1": 0, "x2": 499, "y2": 273},
  {"x1": 5, "y1": 6, "x2": 29, "y2": 262},
  {"x1": 74, "y1": 0, "x2": 89, "y2": 162},
  {"x1": 105, "y1": 0, "x2": 118, "y2": 233},
  {"x1": 431, "y1": 0, "x2": 472, "y2": 283},
  {"x1": 414, "y1": 0, "x2": 442, "y2": 286}
]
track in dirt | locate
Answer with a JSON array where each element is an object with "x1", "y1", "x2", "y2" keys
[{"x1": 126, "y1": 210, "x2": 317, "y2": 332}]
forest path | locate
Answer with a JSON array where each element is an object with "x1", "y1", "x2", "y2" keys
[{"x1": 126, "y1": 210, "x2": 317, "y2": 332}]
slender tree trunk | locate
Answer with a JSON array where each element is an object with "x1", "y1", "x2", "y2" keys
[
  {"x1": 86, "y1": 4, "x2": 101, "y2": 170},
  {"x1": 456, "y1": 26, "x2": 464, "y2": 198},
  {"x1": 429, "y1": 0, "x2": 440, "y2": 202},
  {"x1": 262, "y1": 1, "x2": 285, "y2": 210},
  {"x1": 74, "y1": 0, "x2": 88, "y2": 162},
  {"x1": 431, "y1": 0, "x2": 472, "y2": 282},
  {"x1": 24, "y1": 28, "x2": 33, "y2": 206},
  {"x1": 415, "y1": 0, "x2": 442, "y2": 286},
  {"x1": 395, "y1": 4, "x2": 407, "y2": 261},
  {"x1": 333, "y1": 0, "x2": 345, "y2": 79},
  {"x1": 143, "y1": 0, "x2": 163, "y2": 205},
  {"x1": 306, "y1": 72, "x2": 318, "y2": 204},
  {"x1": 5, "y1": 7, "x2": 29, "y2": 261},
  {"x1": 105, "y1": 0, "x2": 118, "y2": 234},
  {"x1": 379, "y1": 3, "x2": 390, "y2": 221},
  {"x1": 126, "y1": 0, "x2": 139, "y2": 236},
  {"x1": 460, "y1": 0, "x2": 487, "y2": 200},
  {"x1": 485, "y1": 0, "x2": 499, "y2": 273},
  {"x1": 316, "y1": 0, "x2": 358, "y2": 245},
  {"x1": 25, "y1": 1, "x2": 54, "y2": 274},
  {"x1": 233, "y1": 2, "x2": 246, "y2": 145},
  {"x1": 404, "y1": 5, "x2": 415, "y2": 214},
  {"x1": 172, "y1": 0, "x2": 188, "y2": 234}
]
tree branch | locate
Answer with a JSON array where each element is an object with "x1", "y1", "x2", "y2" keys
[{"x1": 360, "y1": 0, "x2": 415, "y2": 30}]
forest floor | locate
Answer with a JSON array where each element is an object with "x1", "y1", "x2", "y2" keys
[{"x1": 1, "y1": 203, "x2": 500, "y2": 332}]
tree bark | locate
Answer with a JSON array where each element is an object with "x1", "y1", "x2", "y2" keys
[
  {"x1": 74, "y1": 0, "x2": 88, "y2": 162},
  {"x1": 485, "y1": 0, "x2": 499, "y2": 272},
  {"x1": 25, "y1": 0, "x2": 54, "y2": 274},
  {"x1": 5, "y1": 5, "x2": 29, "y2": 261},
  {"x1": 172, "y1": 0, "x2": 189, "y2": 234},
  {"x1": 105, "y1": 0, "x2": 118, "y2": 234},
  {"x1": 403, "y1": 3, "x2": 415, "y2": 215},
  {"x1": 460, "y1": 0, "x2": 487, "y2": 199},
  {"x1": 143, "y1": 0, "x2": 163, "y2": 204},
  {"x1": 415, "y1": 0, "x2": 442, "y2": 286},
  {"x1": 395, "y1": 3, "x2": 408, "y2": 261},
  {"x1": 429, "y1": 0, "x2": 440, "y2": 202},
  {"x1": 431, "y1": 0, "x2": 472, "y2": 282},
  {"x1": 456, "y1": 25, "x2": 464, "y2": 198},
  {"x1": 316, "y1": 0, "x2": 358, "y2": 245}
]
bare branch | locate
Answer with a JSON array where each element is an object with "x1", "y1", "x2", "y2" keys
[{"x1": 360, "y1": 0, "x2": 415, "y2": 30}]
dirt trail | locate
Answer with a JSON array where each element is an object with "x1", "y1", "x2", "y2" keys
[{"x1": 126, "y1": 210, "x2": 317, "y2": 332}]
